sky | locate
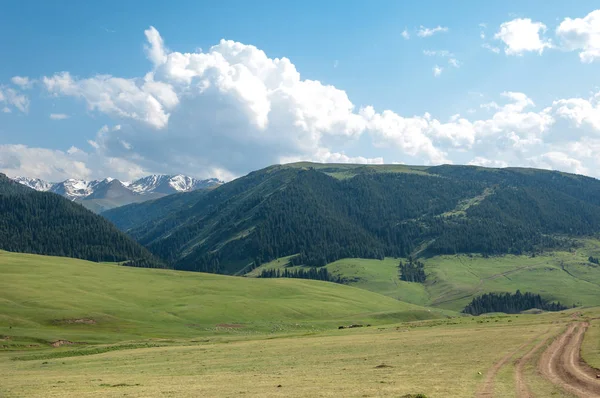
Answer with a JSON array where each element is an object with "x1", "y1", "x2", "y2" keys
[{"x1": 2, "y1": 1, "x2": 600, "y2": 181}]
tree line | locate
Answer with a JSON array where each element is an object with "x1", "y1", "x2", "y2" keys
[
  {"x1": 462, "y1": 290, "x2": 568, "y2": 315},
  {"x1": 256, "y1": 267, "x2": 342, "y2": 283}
]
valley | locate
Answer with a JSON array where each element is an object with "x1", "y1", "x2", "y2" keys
[
  {"x1": 0, "y1": 251, "x2": 599, "y2": 397},
  {"x1": 2, "y1": 163, "x2": 600, "y2": 397}
]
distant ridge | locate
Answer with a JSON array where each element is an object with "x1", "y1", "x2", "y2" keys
[
  {"x1": 0, "y1": 173, "x2": 162, "y2": 266},
  {"x1": 11, "y1": 174, "x2": 223, "y2": 212}
]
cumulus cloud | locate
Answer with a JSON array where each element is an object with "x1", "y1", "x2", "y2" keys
[
  {"x1": 36, "y1": 27, "x2": 452, "y2": 178},
  {"x1": 494, "y1": 18, "x2": 552, "y2": 55},
  {"x1": 0, "y1": 144, "x2": 92, "y2": 181},
  {"x1": 4, "y1": 26, "x2": 600, "y2": 181},
  {"x1": 43, "y1": 72, "x2": 174, "y2": 128},
  {"x1": 556, "y1": 9, "x2": 600, "y2": 63},
  {"x1": 401, "y1": 29, "x2": 410, "y2": 40},
  {"x1": 417, "y1": 26, "x2": 449, "y2": 38},
  {"x1": 433, "y1": 65, "x2": 443, "y2": 77}
]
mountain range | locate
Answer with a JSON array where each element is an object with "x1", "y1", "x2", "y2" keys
[
  {"x1": 11, "y1": 174, "x2": 223, "y2": 213},
  {"x1": 103, "y1": 162, "x2": 600, "y2": 275},
  {"x1": 0, "y1": 173, "x2": 160, "y2": 266}
]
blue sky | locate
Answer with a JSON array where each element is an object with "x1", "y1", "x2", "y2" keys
[{"x1": 2, "y1": 1, "x2": 600, "y2": 181}]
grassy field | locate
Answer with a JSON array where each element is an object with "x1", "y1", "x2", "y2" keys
[
  {"x1": 250, "y1": 240, "x2": 600, "y2": 312},
  {"x1": 3, "y1": 309, "x2": 596, "y2": 397},
  {"x1": 0, "y1": 251, "x2": 449, "y2": 346},
  {"x1": 1, "y1": 251, "x2": 600, "y2": 397}
]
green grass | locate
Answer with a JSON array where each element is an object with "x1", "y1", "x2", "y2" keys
[
  {"x1": 1, "y1": 309, "x2": 589, "y2": 397},
  {"x1": 582, "y1": 318, "x2": 600, "y2": 369},
  {"x1": 2, "y1": 250, "x2": 600, "y2": 397},
  {"x1": 281, "y1": 162, "x2": 431, "y2": 179},
  {"x1": 248, "y1": 240, "x2": 600, "y2": 312},
  {"x1": 0, "y1": 251, "x2": 448, "y2": 346}
]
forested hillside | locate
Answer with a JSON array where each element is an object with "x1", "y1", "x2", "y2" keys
[
  {"x1": 104, "y1": 163, "x2": 600, "y2": 274},
  {"x1": 0, "y1": 173, "x2": 161, "y2": 265}
]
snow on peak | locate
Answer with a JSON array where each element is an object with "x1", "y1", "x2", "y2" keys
[
  {"x1": 11, "y1": 173, "x2": 222, "y2": 200},
  {"x1": 11, "y1": 176, "x2": 53, "y2": 191}
]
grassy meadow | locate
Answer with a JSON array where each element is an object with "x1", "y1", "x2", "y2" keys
[
  {"x1": 0, "y1": 251, "x2": 449, "y2": 345},
  {"x1": 2, "y1": 250, "x2": 600, "y2": 397},
  {"x1": 3, "y1": 308, "x2": 597, "y2": 397},
  {"x1": 250, "y1": 239, "x2": 600, "y2": 312}
]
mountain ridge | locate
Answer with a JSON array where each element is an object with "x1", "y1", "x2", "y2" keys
[
  {"x1": 11, "y1": 173, "x2": 223, "y2": 212},
  {"x1": 104, "y1": 162, "x2": 600, "y2": 275}
]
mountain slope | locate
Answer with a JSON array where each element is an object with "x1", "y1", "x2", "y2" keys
[
  {"x1": 103, "y1": 163, "x2": 600, "y2": 274},
  {"x1": 0, "y1": 173, "x2": 161, "y2": 265},
  {"x1": 11, "y1": 174, "x2": 222, "y2": 212}
]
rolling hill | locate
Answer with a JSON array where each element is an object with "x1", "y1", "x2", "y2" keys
[
  {"x1": 0, "y1": 251, "x2": 446, "y2": 343},
  {"x1": 0, "y1": 173, "x2": 160, "y2": 266},
  {"x1": 104, "y1": 163, "x2": 600, "y2": 275}
]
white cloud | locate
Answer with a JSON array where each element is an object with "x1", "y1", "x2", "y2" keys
[
  {"x1": 43, "y1": 71, "x2": 175, "y2": 128},
  {"x1": 482, "y1": 43, "x2": 501, "y2": 54},
  {"x1": 528, "y1": 151, "x2": 589, "y2": 175},
  {"x1": 448, "y1": 58, "x2": 460, "y2": 68},
  {"x1": 0, "y1": 144, "x2": 92, "y2": 181},
  {"x1": 280, "y1": 149, "x2": 384, "y2": 165},
  {"x1": 433, "y1": 65, "x2": 443, "y2": 77},
  {"x1": 556, "y1": 9, "x2": 600, "y2": 63},
  {"x1": 401, "y1": 29, "x2": 410, "y2": 40},
  {"x1": 417, "y1": 25, "x2": 449, "y2": 38},
  {"x1": 49, "y1": 113, "x2": 69, "y2": 120},
  {"x1": 423, "y1": 50, "x2": 453, "y2": 57},
  {"x1": 2, "y1": 107, "x2": 11, "y2": 114},
  {"x1": 0, "y1": 87, "x2": 29, "y2": 113},
  {"x1": 494, "y1": 18, "x2": 552, "y2": 55},
  {"x1": 37, "y1": 27, "x2": 450, "y2": 178},
  {"x1": 2, "y1": 25, "x2": 599, "y2": 181},
  {"x1": 468, "y1": 156, "x2": 508, "y2": 168},
  {"x1": 11, "y1": 76, "x2": 34, "y2": 89},
  {"x1": 479, "y1": 23, "x2": 487, "y2": 39}
]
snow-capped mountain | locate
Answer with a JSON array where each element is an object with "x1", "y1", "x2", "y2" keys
[
  {"x1": 129, "y1": 174, "x2": 222, "y2": 194},
  {"x1": 10, "y1": 174, "x2": 222, "y2": 212},
  {"x1": 49, "y1": 179, "x2": 107, "y2": 200},
  {"x1": 11, "y1": 177, "x2": 54, "y2": 192}
]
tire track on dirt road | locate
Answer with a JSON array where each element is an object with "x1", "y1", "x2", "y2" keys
[
  {"x1": 514, "y1": 330, "x2": 554, "y2": 398},
  {"x1": 539, "y1": 322, "x2": 600, "y2": 398},
  {"x1": 476, "y1": 332, "x2": 545, "y2": 398}
]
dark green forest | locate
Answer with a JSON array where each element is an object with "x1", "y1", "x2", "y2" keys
[
  {"x1": 0, "y1": 174, "x2": 162, "y2": 265},
  {"x1": 398, "y1": 258, "x2": 426, "y2": 283},
  {"x1": 462, "y1": 291, "x2": 568, "y2": 315},
  {"x1": 256, "y1": 267, "x2": 342, "y2": 283},
  {"x1": 104, "y1": 163, "x2": 600, "y2": 274}
]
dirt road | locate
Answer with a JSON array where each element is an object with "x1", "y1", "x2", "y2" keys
[
  {"x1": 476, "y1": 333, "x2": 542, "y2": 398},
  {"x1": 515, "y1": 332, "x2": 552, "y2": 398},
  {"x1": 539, "y1": 322, "x2": 600, "y2": 398}
]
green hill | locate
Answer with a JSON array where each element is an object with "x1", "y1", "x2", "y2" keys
[
  {"x1": 0, "y1": 173, "x2": 160, "y2": 265},
  {"x1": 0, "y1": 251, "x2": 448, "y2": 344},
  {"x1": 103, "y1": 163, "x2": 600, "y2": 274},
  {"x1": 249, "y1": 239, "x2": 600, "y2": 311}
]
